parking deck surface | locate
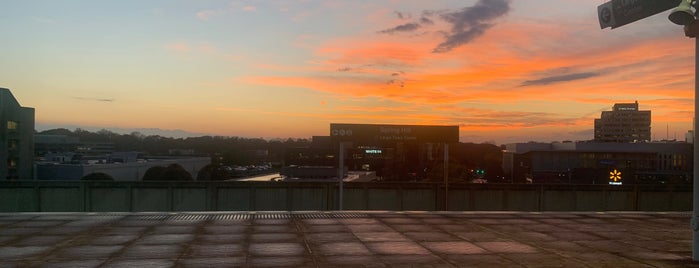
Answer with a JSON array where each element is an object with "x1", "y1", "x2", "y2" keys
[{"x1": 0, "y1": 211, "x2": 696, "y2": 267}]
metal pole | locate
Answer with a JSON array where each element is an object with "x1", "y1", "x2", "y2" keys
[
  {"x1": 444, "y1": 143, "x2": 449, "y2": 211},
  {"x1": 338, "y1": 142, "x2": 344, "y2": 211},
  {"x1": 693, "y1": 31, "x2": 699, "y2": 261}
]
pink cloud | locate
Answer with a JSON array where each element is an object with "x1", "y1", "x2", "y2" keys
[
  {"x1": 165, "y1": 42, "x2": 217, "y2": 55},
  {"x1": 165, "y1": 42, "x2": 190, "y2": 52},
  {"x1": 196, "y1": 10, "x2": 223, "y2": 20}
]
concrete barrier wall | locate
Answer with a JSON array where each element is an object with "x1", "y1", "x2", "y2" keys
[
  {"x1": 0, "y1": 181, "x2": 691, "y2": 212},
  {"x1": 217, "y1": 187, "x2": 250, "y2": 211}
]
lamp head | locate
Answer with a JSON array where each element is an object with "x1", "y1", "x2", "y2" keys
[{"x1": 669, "y1": 0, "x2": 696, "y2": 26}]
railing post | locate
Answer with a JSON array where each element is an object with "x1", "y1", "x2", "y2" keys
[
  {"x1": 34, "y1": 183, "x2": 41, "y2": 212},
  {"x1": 324, "y1": 182, "x2": 330, "y2": 211},
  {"x1": 538, "y1": 184, "x2": 544, "y2": 212},
  {"x1": 127, "y1": 184, "x2": 133, "y2": 212},
  {"x1": 468, "y1": 186, "x2": 474, "y2": 211},
  {"x1": 434, "y1": 183, "x2": 440, "y2": 211},
  {"x1": 207, "y1": 183, "x2": 217, "y2": 211},
  {"x1": 399, "y1": 186, "x2": 404, "y2": 211},
  {"x1": 286, "y1": 184, "x2": 292, "y2": 211},
  {"x1": 364, "y1": 183, "x2": 369, "y2": 210},
  {"x1": 249, "y1": 185, "x2": 256, "y2": 211},
  {"x1": 633, "y1": 185, "x2": 639, "y2": 211},
  {"x1": 167, "y1": 186, "x2": 173, "y2": 211},
  {"x1": 573, "y1": 187, "x2": 578, "y2": 211},
  {"x1": 444, "y1": 143, "x2": 449, "y2": 211},
  {"x1": 603, "y1": 186, "x2": 608, "y2": 211},
  {"x1": 502, "y1": 186, "x2": 508, "y2": 211},
  {"x1": 81, "y1": 181, "x2": 88, "y2": 212}
]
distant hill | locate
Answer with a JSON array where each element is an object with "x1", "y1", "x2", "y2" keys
[{"x1": 35, "y1": 124, "x2": 211, "y2": 139}]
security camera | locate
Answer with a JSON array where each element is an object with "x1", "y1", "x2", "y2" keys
[{"x1": 669, "y1": 0, "x2": 696, "y2": 26}]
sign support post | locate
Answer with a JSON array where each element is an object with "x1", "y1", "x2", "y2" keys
[
  {"x1": 338, "y1": 142, "x2": 344, "y2": 211},
  {"x1": 330, "y1": 124, "x2": 459, "y2": 211}
]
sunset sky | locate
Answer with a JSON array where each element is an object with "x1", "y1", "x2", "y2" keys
[{"x1": 0, "y1": 0, "x2": 694, "y2": 144}]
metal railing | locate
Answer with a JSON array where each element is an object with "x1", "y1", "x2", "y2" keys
[{"x1": 0, "y1": 181, "x2": 691, "y2": 212}]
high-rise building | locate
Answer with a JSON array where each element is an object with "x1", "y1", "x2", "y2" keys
[
  {"x1": 686, "y1": 130, "x2": 694, "y2": 144},
  {"x1": 594, "y1": 101, "x2": 651, "y2": 142},
  {"x1": 0, "y1": 88, "x2": 35, "y2": 180}
]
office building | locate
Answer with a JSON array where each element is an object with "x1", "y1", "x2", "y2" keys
[
  {"x1": 283, "y1": 124, "x2": 459, "y2": 181},
  {"x1": 594, "y1": 101, "x2": 651, "y2": 142},
  {"x1": 35, "y1": 134, "x2": 80, "y2": 156},
  {"x1": 0, "y1": 88, "x2": 35, "y2": 180},
  {"x1": 502, "y1": 141, "x2": 691, "y2": 185}
]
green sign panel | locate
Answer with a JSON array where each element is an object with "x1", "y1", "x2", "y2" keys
[
  {"x1": 330, "y1": 123, "x2": 459, "y2": 143},
  {"x1": 599, "y1": 0, "x2": 681, "y2": 29}
]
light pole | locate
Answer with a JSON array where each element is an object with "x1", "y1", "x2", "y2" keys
[
  {"x1": 598, "y1": 0, "x2": 699, "y2": 259},
  {"x1": 669, "y1": 0, "x2": 699, "y2": 260},
  {"x1": 694, "y1": 31, "x2": 699, "y2": 261}
]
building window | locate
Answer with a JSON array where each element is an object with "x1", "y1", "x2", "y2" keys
[
  {"x1": 7, "y1": 158, "x2": 16, "y2": 168},
  {"x1": 6, "y1": 121, "x2": 17, "y2": 130},
  {"x1": 7, "y1": 139, "x2": 18, "y2": 150},
  {"x1": 6, "y1": 157, "x2": 18, "y2": 180}
]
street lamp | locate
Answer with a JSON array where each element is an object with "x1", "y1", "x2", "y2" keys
[
  {"x1": 670, "y1": 0, "x2": 696, "y2": 26},
  {"x1": 668, "y1": 0, "x2": 699, "y2": 261}
]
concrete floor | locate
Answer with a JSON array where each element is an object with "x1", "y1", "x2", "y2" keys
[{"x1": 0, "y1": 211, "x2": 696, "y2": 267}]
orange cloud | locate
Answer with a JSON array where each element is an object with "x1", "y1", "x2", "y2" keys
[{"x1": 242, "y1": 13, "x2": 693, "y2": 142}]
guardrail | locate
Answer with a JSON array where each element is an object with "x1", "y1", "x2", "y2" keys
[{"x1": 0, "y1": 181, "x2": 691, "y2": 212}]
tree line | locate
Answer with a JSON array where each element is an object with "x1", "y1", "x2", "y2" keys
[
  {"x1": 37, "y1": 128, "x2": 310, "y2": 166},
  {"x1": 41, "y1": 128, "x2": 505, "y2": 182}
]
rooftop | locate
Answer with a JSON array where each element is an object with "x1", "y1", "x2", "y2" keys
[{"x1": 0, "y1": 211, "x2": 696, "y2": 267}]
